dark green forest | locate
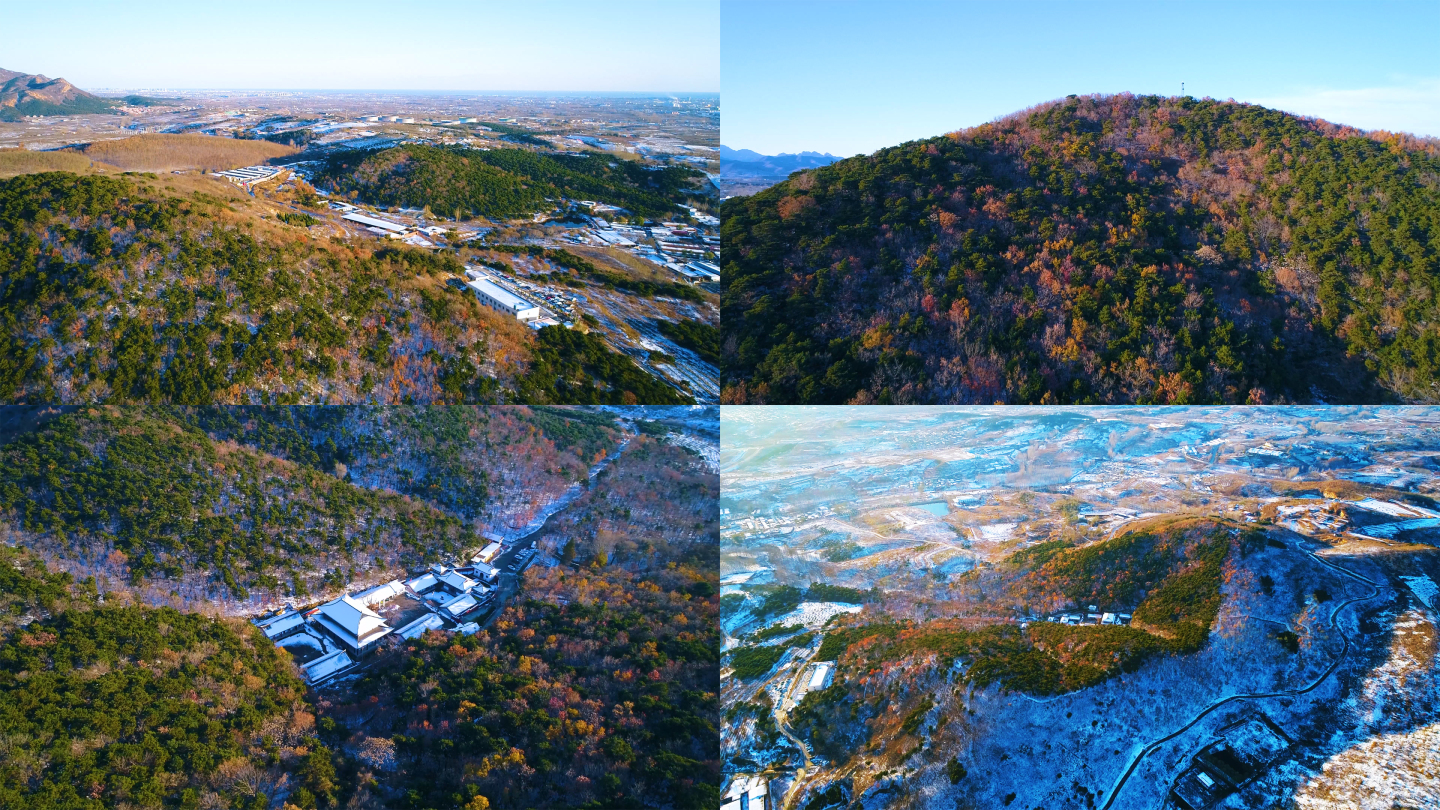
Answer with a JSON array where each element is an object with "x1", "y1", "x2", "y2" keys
[
  {"x1": 490, "y1": 245, "x2": 708, "y2": 304},
  {"x1": 516, "y1": 326, "x2": 692, "y2": 405},
  {"x1": 313, "y1": 145, "x2": 703, "y2": 220},
  {"x1": 0, "y1": 406, "x2": 627, "y2": 601},
  {"x1": 722, "y1": 94, "x2": 1440, "y2": 404},
  {"x1": 657, "y1": 319, "x2": 720, "y2": 366},
  {"x1": 0, "y1": 545, "x2": 325, "y2": 810},
  {"x1": 0, "y1": 408, "x2": 472, "y2": 599}
]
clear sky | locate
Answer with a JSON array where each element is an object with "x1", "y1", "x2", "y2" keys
[
  {"x1": 723, "y1": 0, "x2": 1440, "y2": 155},
  {"x1": 3, "y1": 0, "x2": 719, "y2": 92}
]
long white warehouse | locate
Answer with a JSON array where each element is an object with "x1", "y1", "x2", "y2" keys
[
  {"x1": 466, "y1": 276, "x2": 541, "y2": 320},
  {"x1": 342, "y1": 212, "x2": 409, "y2": 233}
]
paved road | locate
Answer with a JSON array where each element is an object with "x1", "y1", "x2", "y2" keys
[{"x1": 1097, "y1": 551, "x2": 1384, "y2": 810}]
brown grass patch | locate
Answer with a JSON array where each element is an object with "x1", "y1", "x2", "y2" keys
[
  {"x1": 0, "y1": 148, "x2": 119, "y2": 178},
  {"x1": 81, "y1": 134, "x2": 297, "y2": 172}
]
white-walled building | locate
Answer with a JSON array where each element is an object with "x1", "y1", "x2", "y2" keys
[
  {"x1": 214, "y1": 165, "x2": 283, "y2": 192},
  {"x1": 468, "y1": 560, "x2": 499, "y2": 583},
  {"x1": 807, "y1": 661, "x2": 834, "y2": 691},
  {"x1": 722, "y1": 775, "x2": 769, "y2": 810},
  {"x1": 466, "y1": 276, "x2": 542, "y2": 320}
]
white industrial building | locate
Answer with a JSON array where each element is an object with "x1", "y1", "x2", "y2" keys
[
  {"x1": 465, "y1": 275, "x2": 542, "y2": 321},
  {"x1": 342, "y1": 212, "x2": 408, "y2": 233},
  {"x1": 214, "y1": 165, "x2": 283, "y2": 191},
  {"x1": 807, "y1": 661, "x2": 835, "y2": 691}
]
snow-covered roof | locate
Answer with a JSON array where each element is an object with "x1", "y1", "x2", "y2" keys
[
  {"x1": 437, "y1": 569, "x2": 477, "y2": 592},
  {"x1": 314, "y1": 594, "x2": 392, "y2": 650},
  {"x1": 454, "y1": 622, "x2": 480, "y2": 635},
  {"x1": 440, "y1": 592, "x2": 480, "y2": 617},
  {"x1": 342, "y1": 212, "x2": 407, "y2": 232},
  {"x1": 475, "y1": 541, "x2": 503, "y2": 562},
  {"x1": 303, "y1": 649, "x2": 354, "y2": 684},
  {"x1": 469, "y1": 561, "x2": 498, "y2": 579},
  {"x1": 396, "y1": 612, "x2": 447, "y2": 640},
  {"x1": 259, "y1": 611, "x2": 307, "y2": 639},
  {"x1": 406, "y1": 572, "x2": 440, "y2": 593},
  {"x1": 353, "y1": 580, "x2": 406, "y2": 606}
]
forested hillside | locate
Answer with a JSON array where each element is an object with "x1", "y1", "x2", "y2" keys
[
  {"x1": 0, "y1": 546, "x2": 324, "y2": 810},
  {"x1": 0, "y1": 407, "x2": 474, "y2": 604},
  {"x1": 787, "y1": 521, "x2": 1254, "y2": 773},
  {"x1": 0, "y1": 405, "x2": 717, "y2": 809},
  {"x1": 0, "y1": 172, "x2": 690, "y2": 405},
  {"x1": 316, "y1": 430, "x2": 720, "y2": 809},
  {"x1": 319, "y1": 562, "x2": 719, "y2": 809},
  {"x1": 0, "y1": 406, "x2": 625, "y2": 605},
  {"x1": 722, "y1": 94, "x2": 1440, "y2": 404},
  {"x1": 313, "y1": 145, "x2": 705, "y2": 220}
]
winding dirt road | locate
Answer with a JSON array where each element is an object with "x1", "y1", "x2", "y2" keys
[{"x1": 1097, "y1": 551, "x2": 1383, "y2": 810}]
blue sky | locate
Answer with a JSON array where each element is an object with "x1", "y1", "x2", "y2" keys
[
  {"x1": 3, "y1": 0, "x2": 719, "y2": 92},
  {"x1": 723, "y1": 0, "x2": 1440, "y2": 155}
]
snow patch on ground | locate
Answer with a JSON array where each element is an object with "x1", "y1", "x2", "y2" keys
[
  {"x1": 971, "y1": 522, "x2": 1018, "y2": 543},
  {"x1": 774, "y1": 601, "x2": 864, "y2": 630}
]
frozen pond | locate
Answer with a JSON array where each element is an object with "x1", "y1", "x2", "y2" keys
[{"x1": 914, "y1": 502, "x2": 949, "y2": 517}]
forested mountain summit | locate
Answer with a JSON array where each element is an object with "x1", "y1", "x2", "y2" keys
[
  {"x1": 721, "y1": 94, "x2": 1440, "y2": 404},
  {"x1": 313, "y1": 144, "x2": 705, "y2": 221}
]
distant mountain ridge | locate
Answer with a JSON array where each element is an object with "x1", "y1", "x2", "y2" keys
[
  {"x1": 0, "y1": 67, "x2": 117, "y2": 120},
  {"x1": 719, "y1": 145, "x2": 842, "y2": 195},
  {"x1": 720, "y1": 144, "x2": 841, "y2": 174}
]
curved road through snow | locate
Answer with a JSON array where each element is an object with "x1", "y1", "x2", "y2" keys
[{"x1": 1097, "y1": 552, "x2": 1383, "y2": 810}]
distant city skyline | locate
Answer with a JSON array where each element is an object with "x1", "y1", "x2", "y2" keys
[
  {"x1": 4, "y1": 0, "x2": 719, "y2": 93},
  {"x1": 723, "y1": 0, "x2": 1440, "y2": 156}
]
